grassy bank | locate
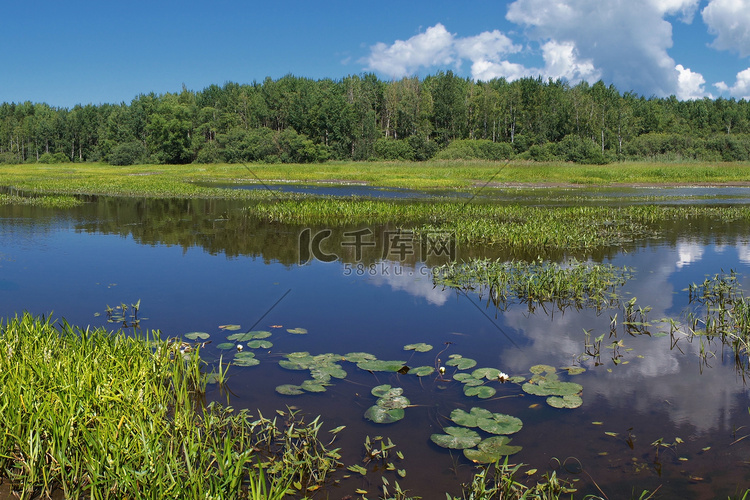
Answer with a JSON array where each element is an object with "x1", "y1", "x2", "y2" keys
[{"x1": 2, "y1": 161, "x2": 750, "y2": 198}]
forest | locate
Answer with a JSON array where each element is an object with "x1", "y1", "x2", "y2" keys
[{"x1": 2, "y1": 72, "x2": 750, "y2": 166}]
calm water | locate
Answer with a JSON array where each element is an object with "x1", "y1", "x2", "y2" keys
[{"x1": 2, "y1": 195, "x2": 750, "y2": 498}]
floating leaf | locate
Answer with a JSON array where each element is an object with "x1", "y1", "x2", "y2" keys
[
  {"x1": 529, "y1": 364, "x2": 556, "y2": 374},
  {"x1": 227, "y1": 332, "x2": 257, "y2": 341},
  {"x1": 279, "y1": 358, "x2": 312, "y2": 370},
  {"x1": 233, "y1": 357, "x2": 260, "y2": 367},
  {"x1": 410, "y1": 366, "x2": 435, "y2": 376},
  {"x1": 246, "y1": 340, "x2": 273, "y2": 349},
  {"x1": 462, "y1": 378, "x2": 484, "y2": 387},
  {"x1": 357, "y1": 360, "x2": 407, "y2": 372},
  {"x1": 287, "y1": 327, "x2": 308, "y2": 334},
  {"x1": 184, "y1": 332, "x2": 210, "y2": 340},
  {"x1": 546, "y1": 395, "x2": 583, "y2": 409},
  {"x1": 563, "y1": 366, "x2": 586, "y2": 375},
  {"x1": 522, "y1": 380, "x2": 582, "y2": 397},
  {"x1": 377, "y1": 395, "x2": 410, "y2": 410},
  {"x1": 430, "y1": 427, "x2": 482, "y2": 450},
  {"x1": 216, "y1": 342, "x2": 235, "y2": 350},
  {"x1": 446, "y1": 357, "x2": 477, "y2": 370},
  {"x1": 464, "y1": 436, "x2": 522, "y2": 462},
  {"x1": 509, "y1": 376, "x2": 526, "y2": 384},
  {"x1": 300, "y1": 380, "x2": 328, "y2": 393},
  {"x1": 372, "y1": 385, "x2": 402, "y2": 398},
  {"x1": 219, "y1": 324, "x2": 241, "y2": 331},
  {"x1": 204, "y1": 372, "x2": 224, "y2": 384},
  {"x1": 276, "y1": 384, "x2": 304, "y2": 395},
  {"x1": 453, "y1": 373, "x2": 473, "y2": 382},
  {"x1": 311, "y1": 364, "x2": 347, "y2": 379},
  {"x1": 464, "y1": 385, "x2": 496, "y2": 399},
  {"x1": 477, "y1": 414, "x2": 523, "y2": 435},
  {"x1": 404, "y1": 343, "x2": 433, "y2": 352},
  {"x1": 344, "y1": 352, "x2": 377, "y2": 363},
  {"x1": 364, "y1": 405, "x2": 405, "y2": 424},
  {"x1": 450, "y1": 407, "x2": 492, "y2": 428},
  {"x1": 247, "y1": 330, "x2": 272, "y2": 339},
  {"x1": 472, "y1": 368, "x2": 501, "y2": 380}
]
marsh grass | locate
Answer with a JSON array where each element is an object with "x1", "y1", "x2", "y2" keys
[
  {"x1": 433, "y1": 259, "x2": 634, "y2": 312},
  {"x1": 0, "y1": 313, "x2": 342, "y2": 499}
]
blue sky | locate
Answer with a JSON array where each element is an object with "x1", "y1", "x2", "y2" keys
[{"x1": 2, "y1": 0, "x2": 749, "y2": 108}]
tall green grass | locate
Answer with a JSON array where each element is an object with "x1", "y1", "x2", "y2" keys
[{"x1": 0, "y1": 314, "x2": 341, "y2": 499}]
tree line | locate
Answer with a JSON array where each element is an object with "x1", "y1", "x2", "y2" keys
[{"x1": 2, "y1": 72, "x2": 750, "y2": 166}]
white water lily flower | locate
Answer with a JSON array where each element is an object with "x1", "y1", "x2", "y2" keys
[
  {"x1": 497, "y1": 371, "x2": 510, "y2": 383},
  {"x1": 438, "y1": 366, "x2": 446, "y2": 375},
  {"x1": 236, "y1": 344, "x2": 243, "y2": 352}
]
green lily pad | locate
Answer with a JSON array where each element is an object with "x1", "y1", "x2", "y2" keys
[
  {"x1": 372, "y1": 385, "x2": 402, "y2": 398},
  {"x1": 204, "y1": 372, "x2": 224, "y2": 384},
  {"x1": 404, "y1": 343, "x2": 433, "y2": 352},
  {"x1": 530, "y1": 364, "x2": 556, "y2": 374},
  {"x1": 430, "y1": 427, "x2": 482, "y2": 449},
  {"x1": 446, "y1": 357, "x2": 477, "y2": 370},
  {"x1": 216, "y1": 342, "x2": 236, "y2": 350},
  {"x1": 464, "y1": 436, "x2": 522, "y2": 462},
  {"x1": 546, "y1": 394, "x2": 583, "y2": 409},
  {"x1": 234, "y1": 351, "x2": 256, "y2": 359},
  {"x1": 472, "y1": 368, "x2": 501, "y2": 380},
  {"x1": 410, "y1": 366, "x2": 435, "y2": 376},
  {"x1": 227, "y1": 332, "x2": 256, "y2": 341},
  {"x1": 310, "y1": 364, "x2": 347, "y2": 379},
  {"x1": 219, "y1": 324, "x2": 241, "y2": 331},
  {"x1": 522, "y1": 380, "x2": 582, "y2": 397},
  {"x1": 453, "y1": 373, "x2": 474, "y2": 382},
  {"x1": 184, "y1": 332, "x2": 210, "y2": 340},
  {"x1": 462, "y1": 377, "x2": 484, "y2": 387},
  {"x1": 364, "y1": 405, "x2": 405, "y2": 424},
  {"x1": 287, "y1": 327, "x2": 308, "y2": 334},
  {"x1": 279, "y1": 358, "x2": 312, "y2": 370},
  {"x1": 377, "y1": 395, "x2": 410, "y2": 410},
  {"x1": 509, "y1": 376, "x2": 526, "y2": 384},
  {"x1": 344, "y1": 352, "x2": 377, "y2": 363},
  {"x1": 275, "y1": 384, "x2": 304, "y2": 395},
  {"x1": 464, "y1": 385, "x2": 496, "y2": 399},
  {"x1": 477, "y1": 414, "x2": 523, "y2": 435},
  {"x1": 300, "y1": 380, "x2": 328, "y2": 393},
  {"x1": 246, "y1": 340, "x2": 273, "y2": 349},
  {"x1": 449, "y1": 407, "x2": 492, "y2": 427},
  {"x1": 233, "y1": 356, "x2": 260, "y2": 367},
  {"x1": 357, "y1": 360, "x2": 407, "y2": 372},
  {"x1": 563, "y1": 366, "x2": 586, "y2": 375}
]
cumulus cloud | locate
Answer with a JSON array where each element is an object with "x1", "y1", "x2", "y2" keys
[
  {"x1": 364, "y1": 24, "x2": 455, "y2": 78},
  {"x1": 714, "y1": 67, "x2": 750, "y2": 99},
  {"x1": 676, "y1": 64, "x2": 710, "y2": 99},
  {"x1": 506, "y1": 0, "x2": 699, "y2": 97},
  {"x1": 702, "y1": 0, "x2": 750, "y2": 57}
]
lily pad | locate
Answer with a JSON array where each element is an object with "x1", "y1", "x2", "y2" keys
[
  {"x1": 227, "y1": 332, "x2": 257, "y2": 341},
  {"x1": 287, "y1": 327, "x2": 308, "y2": 334},
  {"x1": 446, "y1": 357, "x2": 477, "y2": 370},
  {"x1": 464, "y1": 436, "x2": 522, "y2": 462},
  {"x1": 219, "y1": 324, "x2": 241, "y2": 331},
  {"x1": 464, "y1": 385, "x2": 496, "y2": 399},
  {"x1": 530, "y1": 364, "x2": 556, "y2": 374},
  {"x1": 246, "y1": 340, "x2": 273, "y2": 349},
  {"x1": 453, "y1": 373, "x2": 474, "y2": 382},
  {"x1": 472, "y1": 368, "x2": 501, "y2": 380},
  {"x1": 233, "y1": 357, "x2": 260, "y2": 367},
  {"x1": 279, "y1": 358, "x2": 312, "y2": 370},
  {"x1": 430, "y1": 427, "x2": 482, "y2": 449},
  {"x1": 344, "y1": 352, "x2": 377, "y2": 363},
  {"x1": 563, "y1": 366, "x2": 586, "y2": 375},
  {"x1": 410, "y1": 366, "x2": 435, "y2": 377},
  {"x1": 247, "y1": 330, "x2": 272, "y2": 339},
  {"x1": 372, "y1": 385, "x2": 403, "y2": 398},
  {"x1": 546, "y1": 395, "x2": 583, "y2": 409},
  {"x1": 449, "y1": 407, "x2": 492, "y2": 427},
  {"x1": 357, "y1": 360, "x2": 407, "y2": 372},
  {"x1": 275, "y1": 384, "x2": 304, "y2": 395},
  {"x1": 364, "y1": 405, "x2": 405, "y2": 424},
  {"x1": 404, "y1": 343, "x2": 433, "y2": 352},
  {"x1": 216, "y1": 342, "x2": 236, "y2": 350},
  {"x1": 300, "y1": 380, "x2": 328, "y2": 393},
  {"x1": 234, "y1": 351, "x2": 256, "y2": 359},
  {"x1": 462, "y1": 378, "x2": 485, "y2": 387},
  {"x1": 310, "y1": 364, "x2": 347, "y2": 379},
  {"x1": 522, "y1": 380, "x2": 582, "y2": 397},
  {"x1": 477, "y1": 414, "x2": 523, "y2": 435},
  {"x1": 184, "y1": 332, "x2": 210, "y2": 340}
]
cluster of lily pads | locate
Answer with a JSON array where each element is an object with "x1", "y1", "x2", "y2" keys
[
  {"x1": 522, "y1": 364, "x2": 584, "y2": 409},
  {"x1": 431, "y1": 407, "x2": 523, "y2": 463},
  {"x1": 364, "y1": 385, "x2": 410, "y2": 424}
]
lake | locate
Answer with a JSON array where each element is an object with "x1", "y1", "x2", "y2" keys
[{"x1": 1, "y1": 191, "x2": 750, "y2": 498}]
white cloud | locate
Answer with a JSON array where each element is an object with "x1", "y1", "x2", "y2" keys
[
  {"x1": 506, "y1": 0, "x2": 696, "y2": 96},
  {"x1": 541, "y1": 40, "x2": 600, "y2": 82},
  {"x1": 364, "y1": 24, "x2": 455, "y2": 78},
  {"x1": 714, "y1": 67, "x2": 750, "y2": 98},
  {"x1": 454, "y1": 30, "x2": 521, "y2": 62},
  {"x1": 675, "y1": 64, "x2": 710, "y2": 99},
  {"x1": 469, "y1": 59, "x2": 531, "y2": 82},
  {"x1": 702, "y1": 0, "x2": 750, "y2": 58}
]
